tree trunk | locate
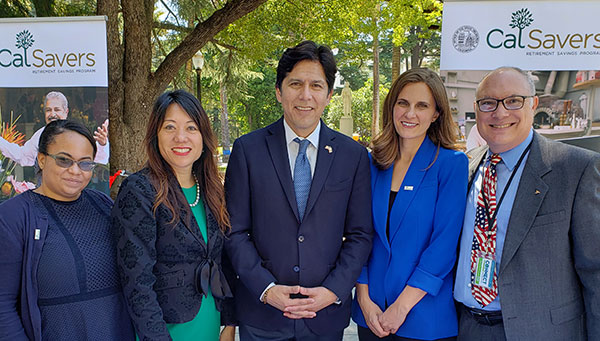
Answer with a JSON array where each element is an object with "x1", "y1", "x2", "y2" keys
[
  {"x1": 32, "y1": 0, "x2": 55, "y2": 16},
  {"x1": 219, "y1": 81, "x2": 231, "y2": 153},
  {"x1": 410, "y1": 27, "x2": 423, "y2": 69},
  {"x1": 391, "y1": 44, "x2": 401, "y2": 83},
  {"x1": 96, "y1": 0, "x2": 266, "y2": 196},
  {"x1": 246, "y1": 102, "x2": 252, "y2": 131},
  {"x1": 371, "y1": 31, "x2": 380, "y2": 139},
  {"x1": 185, "y1": 18, "x2": 194, "y2": 92}
]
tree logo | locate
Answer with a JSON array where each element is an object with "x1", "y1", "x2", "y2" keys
[
  {"x1": 15, "y1": 30, "x2": 35, "y2": 51},
  {"x1": 452, "y1": 25, "x2": 479, "y2": 53},
  {"x1": 509, "y1": 8, "x2": 533, "y2": 48},
  {"x1": 486, "y1": 8, "x2": 536, "y2": 49}
]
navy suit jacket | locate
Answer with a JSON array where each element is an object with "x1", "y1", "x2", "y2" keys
[
  {"x1": 351, "y1": 137, "x2": 468, "y2": 339},
  {"x1": 225, "y1": 118, "x2": 373, "y2": 334}
]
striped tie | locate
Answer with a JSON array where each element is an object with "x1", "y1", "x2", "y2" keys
[
  {"x1": 293, "y1": 138, "x2": 311, "y2": 222},
  {"x1": 470, "y1": 153, "x2": 502, "y2": 307}
]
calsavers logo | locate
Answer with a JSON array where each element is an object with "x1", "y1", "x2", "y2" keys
[
  {"x1": 486, "y1": 8, "x2": 600, "y2": 51},
  {"x1": 0, "y1": 29, "x2": 96, "y2": 68}
]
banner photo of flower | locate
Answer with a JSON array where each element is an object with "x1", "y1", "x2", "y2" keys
[{"x1": 0, "y1": 17, "x2": 109, "y2": 203}]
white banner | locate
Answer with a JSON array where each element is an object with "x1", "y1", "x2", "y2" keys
[
  {"x1": 441, "y1": 1, "x2": 600, "y2": 70},
  {"x1": 0, "y1": 17, "x2": 110, "y2": 201},
  {"x1": 0, "y1": 17, "x2": 108, "y2": 87}
]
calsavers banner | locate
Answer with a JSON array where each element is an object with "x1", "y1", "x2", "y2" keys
[
  {"x1": 441, "y1": 1, "x2": 600, "y2": 70},
  {"x1": 0, "y1": 16, "x2": 108, "y2": 87},
  {"x1": 0, "y1": 17, "x2": 109, "y2": 201}
]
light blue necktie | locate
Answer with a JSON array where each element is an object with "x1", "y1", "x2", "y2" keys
[{"x1": 293, "y1": 138, "x2": 311, "y2": 222}]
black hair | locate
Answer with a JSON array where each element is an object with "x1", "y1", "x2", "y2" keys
[
  {"x1": 144, "y1": 89, "x2": 230, "y2": 230},
  {"x1": 39, "y1": 119, "x2": 97, "y2": 157},
  {"x1": 276, "y1": 40, "x2": 337, "y2": 93}
]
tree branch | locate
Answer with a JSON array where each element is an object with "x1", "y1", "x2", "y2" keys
[
  {"x1": 151, "y1": 0, "x2": 266, "y2": 93},
  {"x1": 152, "y1": 28, "x2": 169, "y2": 58},
  {"x1": 160, "y1": 0, "x2": 181, "y2": 26},
  {"x1": 152, "y1": 22, "x2": 239, "y2": 51},
  {"x1": 154, "y1": 21, "x2": 193, "y2": 33},
  {"x1": 212, "y1": 39, "x2": 238, "y2": 51}
]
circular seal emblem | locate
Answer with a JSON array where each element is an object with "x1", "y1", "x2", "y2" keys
[{"x1": 452, "y1": 25, "x2": 479, "y2": 53}]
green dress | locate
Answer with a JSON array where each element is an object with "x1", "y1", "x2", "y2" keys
[{"x1": 165, "y1": 185, "x2": 221, "y2": 340}]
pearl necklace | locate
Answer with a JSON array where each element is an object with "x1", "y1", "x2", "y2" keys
[{"x1": 189, "y1": 174, "x2": 200, "y2": 207}]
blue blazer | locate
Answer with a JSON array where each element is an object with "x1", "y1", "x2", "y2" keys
[
  {"x1": 225, "y1": 118, "x2": 373, "y2": 335},
  {"x1": 352, "y1": 136, "x2": 468, "y2": 340}
]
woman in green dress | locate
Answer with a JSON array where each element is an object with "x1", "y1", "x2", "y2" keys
[{"x1": 112, "y1": 90, "x2": 235, "y2": 340}]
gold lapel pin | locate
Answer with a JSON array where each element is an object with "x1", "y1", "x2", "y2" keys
[
  {"x1": 325, "y1": 145, "x2": 333, "y2": 153},
  {"x1": 535, "y1": 189, "x2": 541, "y2": 195}
]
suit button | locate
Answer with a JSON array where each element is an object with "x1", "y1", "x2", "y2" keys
[
  {"x1": 293, "y1": 266, "x2": 300, "y2": 272},
  {"x1": 298, "y1": 235, "x2": 305, "y2": 243}
]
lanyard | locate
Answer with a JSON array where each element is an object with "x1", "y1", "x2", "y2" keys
[{"x1": 480, "y1": 140, "x2": 532, "y2": 230}]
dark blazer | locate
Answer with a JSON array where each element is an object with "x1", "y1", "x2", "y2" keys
[
  {"x1": 465, "y1": 132, "x2": 600, "y2": 340},
  {"x1": 112, "y1": 168, "x2": 235, "y2": 341},
  {"x1": 224, "y1": 118, "x2": 373, "y2": 335},
  {"x1": 352, "y1": 137, "x2": 468, "y2": 339},
  {"x1": 0, "y1": 189, "x2": 126, "y2": 341}
]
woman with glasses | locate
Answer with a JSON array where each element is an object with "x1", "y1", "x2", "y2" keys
[
  {"x1": 352, "y1": 68, "x2": 468, "y2": 340},
  {"x1": 0, "y1": 119, "x2": 135, "y2": 340},
  {"x1": 112, "y1": 90, "x2": 235, "y2": 340}
]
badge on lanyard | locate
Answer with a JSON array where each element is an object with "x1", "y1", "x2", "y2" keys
[{"x1": 473, "y1": 251, "x2": 496, "y2": 289}]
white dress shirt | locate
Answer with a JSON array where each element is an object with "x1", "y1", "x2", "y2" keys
[{"x1": 283, "y1": 119, "x2": 320, "y2": 179}]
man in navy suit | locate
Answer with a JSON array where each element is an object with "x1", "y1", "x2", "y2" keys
[{"x1": 225, "y1": 41, "x2": 373, "y2": 340}]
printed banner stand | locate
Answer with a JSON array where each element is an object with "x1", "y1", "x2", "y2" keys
[
  {"x1": 440, "y1": 1, "x2": 600, "y2": 145},
  {"x1": 0, "y1": 16, "x2": 109, "y2": 201},
  {"x1": 441, "y1": 1, "x2": 600, "y2": 70}
]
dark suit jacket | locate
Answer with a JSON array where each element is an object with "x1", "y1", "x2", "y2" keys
[
  {"x1": 224, "y1": 118, "x2": 373, "y2": 334},
  {"x1": 465, "y1": 132, "x2": 600, "y2": 340},
  {"x1": 112, "y1": 168, "x2": 235, "y2": 341}
]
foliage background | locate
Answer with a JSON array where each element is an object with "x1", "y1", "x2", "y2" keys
[{"x1": 0, "y1": 0, "x2": 443, "y2": 173}]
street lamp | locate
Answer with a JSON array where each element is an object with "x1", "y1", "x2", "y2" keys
[{"x1": 192, "y1": 51, "x2": 204, "y2": 102}]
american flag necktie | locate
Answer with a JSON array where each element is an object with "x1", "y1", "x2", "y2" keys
[{"x1": 470, "y1": 153, "x2": 502, "y2": 307}]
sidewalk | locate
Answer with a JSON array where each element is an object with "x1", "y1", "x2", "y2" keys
[{"x1": 234, "y1": 320, "x2": 359, "y2": 340}]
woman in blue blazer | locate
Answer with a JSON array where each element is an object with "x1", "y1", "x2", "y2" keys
[{"x1": 352, "y1": 68, "x2": 468, "y2": 340}]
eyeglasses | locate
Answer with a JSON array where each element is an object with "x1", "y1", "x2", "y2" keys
[
  {"x1": 476, "y1": 95, "x2": 533, "y2": 112},
  {"x1": 44, "y1": 153, "x2": 97, "y2": 172}
]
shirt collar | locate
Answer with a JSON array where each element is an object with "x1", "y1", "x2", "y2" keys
[
  {"x1": 489, "y1": 129, "x2": 533, "y2": 171},
  {"x1": 283, "y1": 118, "x2": 320, "y2": 149}
]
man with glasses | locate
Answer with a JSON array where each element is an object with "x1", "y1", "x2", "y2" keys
[
  {"x1": 454, "y1": 67, "x2": 599, "y2": 340},
  {"x1": 0, "y1": 91, "x2": 109, "y2": 166}
]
